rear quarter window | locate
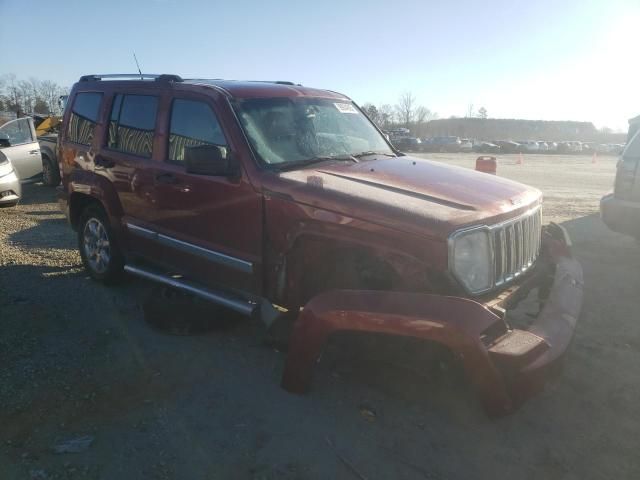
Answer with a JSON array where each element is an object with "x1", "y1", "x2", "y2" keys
[{"x1": 67, "y1": 92, "x2": 103, "y2": 146}]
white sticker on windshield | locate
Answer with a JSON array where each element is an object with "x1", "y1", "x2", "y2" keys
[{"x1": 334, "y1": 103, "x2": 358, "y2": 114}]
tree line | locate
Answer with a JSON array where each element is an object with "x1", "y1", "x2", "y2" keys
[
  {"x1": 362, "y1": 93, "x2": 494, "y2": 137},
  {"x1": 362, "y1": 92, "x2": 438, "y2": 133},
  {"x1": 0, "y1": 74, "x2": 69, "y2": 116}
]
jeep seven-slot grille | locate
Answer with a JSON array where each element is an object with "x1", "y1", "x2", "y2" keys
[{"x1": 492, "y1": 207, "x2": 542, "y2": 287}]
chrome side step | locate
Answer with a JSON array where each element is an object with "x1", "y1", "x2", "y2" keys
[{"x1": 124, "y1": 264, "x2": 256, "y2": 316}]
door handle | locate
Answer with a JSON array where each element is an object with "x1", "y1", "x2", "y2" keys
[
  {"x1": 95, "y1": 157, "x2": 115, "y2": 168},
  {"x1": 156, "y1": 173, "x2": 180, "y2": 185},
  {"x1": 29, "y1": 149, "x2": 40, "y2": 155}
]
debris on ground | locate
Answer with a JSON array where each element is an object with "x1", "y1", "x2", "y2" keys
[
  {"x1": 52, "y1": 435, "x2": 94, "y2": 454},
  {"x1": 358, "y1": 403, "x2": 377, "y2": 422}
]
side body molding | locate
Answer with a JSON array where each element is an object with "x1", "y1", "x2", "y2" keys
[{"x1": 126, "y1": 223, "x2": 253, "y2": 274}]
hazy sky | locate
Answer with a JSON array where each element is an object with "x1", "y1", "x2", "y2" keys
[{"x1": 1, "y1": 0, "x2": 638, "y2": 130}]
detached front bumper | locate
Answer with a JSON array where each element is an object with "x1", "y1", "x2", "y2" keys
[{"x1": 282, "y1": 227, "x2": 583, "y2": 416}]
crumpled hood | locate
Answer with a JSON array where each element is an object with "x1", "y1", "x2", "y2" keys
[{"x1": 272, "y1": 156, "x2": 542, "y2": 238}]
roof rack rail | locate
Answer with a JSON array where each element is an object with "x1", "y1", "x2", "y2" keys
[
  {"x1": 79, "y1": 74, "x2": 183, "y2": 83},
  {"x1": 248, "y1": 80, "x2": 301, "y2": 86}
]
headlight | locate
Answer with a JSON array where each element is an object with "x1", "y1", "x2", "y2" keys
[{"x1": 449, "y1": 228, "x2": 492, "y2": 294}]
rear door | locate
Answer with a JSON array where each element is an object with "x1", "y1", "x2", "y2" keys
[
  {"x1": 615, "y1": 130, "x2": 640, "y2": 201},
  {"x1": 0, "y1": 117, "x2": 42, "y2": 182},
  {"x1": 98, "y1": 89, "x2": 166, "y2": 261}
]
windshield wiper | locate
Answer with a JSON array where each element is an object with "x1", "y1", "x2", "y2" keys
[
  {"x1": 351, "y1": 151, "x2": 397, "y2": 159},
  {"x1": 275, "y1": 155, "x2": 359, "y2": 171}
]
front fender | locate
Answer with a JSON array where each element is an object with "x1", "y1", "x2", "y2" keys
[{"x1": 281, "y1": 290, "x2": 513, "y2": 415}]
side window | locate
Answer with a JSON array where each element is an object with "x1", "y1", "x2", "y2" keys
[
  {"x1": 0, "y1": 118, "x2": 34, "y2": 145},
  {"x1": 67, "y1": 92, "x2": 103, "y2": 146},
  {"x1": 168, "y1": 99, "x2": 226, "y2": 162},
  {"x1": 108, "y1": 94, "x2": 158, "y2": 158},
  {"x1": 623, "y1": 130, "x2": 640, "y2": 162}
]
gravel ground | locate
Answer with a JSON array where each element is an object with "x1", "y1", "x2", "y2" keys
[{"x1": 1, "y1": 154, "x2": 639, "y2": 479}]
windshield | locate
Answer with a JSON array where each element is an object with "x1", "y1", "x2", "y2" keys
[{"x1": 232, "y1": 97, "x2": 394, "y2": 167}]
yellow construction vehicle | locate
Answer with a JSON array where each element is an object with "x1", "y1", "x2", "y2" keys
[{"x1": 33, "y1": 115, "x2": 62, "y2": 136}]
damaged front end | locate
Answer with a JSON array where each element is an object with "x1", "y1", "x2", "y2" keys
[{"x1": 281, "y1": 224, "x2": 583, "y2": 416}]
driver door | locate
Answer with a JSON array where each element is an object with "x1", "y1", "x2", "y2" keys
[{"x1": 0, "y1": 117, "x2": 42, "y2": 182}]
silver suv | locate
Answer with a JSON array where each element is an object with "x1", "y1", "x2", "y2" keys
[{"x1": 601, "y1": 115, "x2": 640, "y2": 239}]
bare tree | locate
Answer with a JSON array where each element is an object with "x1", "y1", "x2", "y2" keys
[
  {"x1": 360, "y1": 97, "x2": 437, "y2": 133},
  {"x1": 478, "y1": 107, "x2": 488, "y2": 119},
  {"x1": 0, "y1": 74, "x2": 69, "y2": 116},
  {"x1": 4, "y1": 74, "x2": 22, "y2": 114},
  {"x1": 40, "y1": 80, "x2": 64, "y2": 115},
  {"x1": 18, "y1": 80, "x2": 36, "y2": 114},
  {"x1": 415, "y1": 106, "x2": 436, "y2": 124},
  {"x1": 29, "y1": 77, "x2": 41, "y2": 107},
  {"x1": 361, "y1": 103, "x2": 381, "y2": 126},
  {"x1": 379, "y1": 104, "x2": 395, "y2": 129},
  {"x1": 396, "y1": 92, "x2": 416, "y2": 127},
  {"x1": 466, "y1": 103, "x2": 475, "y2": 118}
]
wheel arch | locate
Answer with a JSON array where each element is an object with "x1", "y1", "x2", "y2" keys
[
  {"x1": 67, "y1": 174, "x2": 124, "y2": 232},
  {"x1": 277, "y1": 232, "x2": 429, "y2": 307}
]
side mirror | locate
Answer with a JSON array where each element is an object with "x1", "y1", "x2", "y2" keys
[
  {"x1": 0, "y1": 134, "x2": 10, "y2": 148},
  {"x1": 184, "y1": 144, "x2": 237, "y2": 177}
]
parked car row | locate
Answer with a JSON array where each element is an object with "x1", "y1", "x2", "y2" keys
[{"x1": 390, "y1": 135, "x2": 625, "y2": 155}]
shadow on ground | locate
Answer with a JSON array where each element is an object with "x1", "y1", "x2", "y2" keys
[
  {"x1": 8, "y1": 217, "x2": 74, "y2": 250},
  {"x1": 16, "y1": 182, "x2": 59, "y2": 206}
]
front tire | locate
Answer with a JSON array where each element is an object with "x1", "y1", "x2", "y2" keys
[{"x1": 78, "y1": 205, "x2": 124, "y2": 284}]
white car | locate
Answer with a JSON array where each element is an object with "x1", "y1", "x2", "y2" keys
[
  {"x1": 0, "y1": 117, "x2": 44, "y2": 184},
  {"x1": 537, "y1": 141, "x2": 549, "y2": 151},
  {"x1": 460, "y1": 138, "x2": 473, "y2": 152},
  {"x1": 0, "y1": 150, "x2": 21, "y2": 207},
  {"x1": 519, "y1": 140, "x2": 540, "y2": 152},
  {"x1": 568, "y1": 141, "x2": 583, "y2": 153}
]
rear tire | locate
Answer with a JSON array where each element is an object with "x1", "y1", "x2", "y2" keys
[
  {"x1": 78, "y1": 204, "x2": 124, "y2": 284},
  {"x1": 41, "y1": 155, "x2": 61, "y2": 186}
]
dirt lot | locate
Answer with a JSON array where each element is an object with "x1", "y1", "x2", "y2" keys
[{"x1": 1, "y1": 153, "x2": 639, "y2": 479}]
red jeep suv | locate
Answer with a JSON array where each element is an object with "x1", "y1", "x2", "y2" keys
[{"x1": 57, "y1": 74, "x2": 583, "y2": 415}]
